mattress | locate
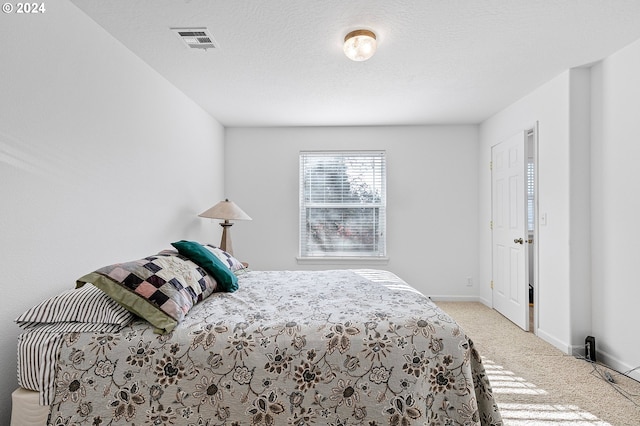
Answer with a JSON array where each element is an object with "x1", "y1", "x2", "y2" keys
[
  {"x1": 10, "y1": 388, "x2": 49, "y2": 426},
  {"x1": 17, "y1": 269, "x2": 502, "y2": 425}
]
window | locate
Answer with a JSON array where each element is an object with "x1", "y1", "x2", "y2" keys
[
  {"x1": 299, "y1": 151, "x2": 386, "y2": 258},
  {"x1": 527, "y1": 160, "x2": 535, "y2": 232}
]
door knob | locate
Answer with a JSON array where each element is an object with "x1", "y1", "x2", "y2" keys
[{"x1": 514, "y1": 238, "x2": 524, "y2": 244}]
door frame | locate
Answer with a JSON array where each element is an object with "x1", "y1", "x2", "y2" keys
[
  {"x1": 529, "y1": 122, "x2": 539, "y2": 335},
  {"x1": 490, "y1": 123, "x2": 539, "y2": 334}
]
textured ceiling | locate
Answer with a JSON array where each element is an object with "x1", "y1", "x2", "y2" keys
[{"x1": 70, "y1": 0, "x2": 640, "y2": 127}]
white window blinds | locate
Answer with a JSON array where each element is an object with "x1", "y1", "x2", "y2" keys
[
  {"x1": 299, "y1": 151, "x2": 386, "y2": 258},
  {"x1": 527, "y1": 161, "x2": 535, "y2": 232}
]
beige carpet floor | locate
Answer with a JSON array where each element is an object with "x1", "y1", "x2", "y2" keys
[{"x1": 436, "y1": 302, "x2": 640, "y2": 426}]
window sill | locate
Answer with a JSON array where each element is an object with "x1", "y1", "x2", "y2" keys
[{"x1": 296, "y1": 256, "x2": 389, "y2": 265}]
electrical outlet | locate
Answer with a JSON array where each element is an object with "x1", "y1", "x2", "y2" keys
[{"x1": 466, "y1": 277, "x2": 473, "y2": 287}]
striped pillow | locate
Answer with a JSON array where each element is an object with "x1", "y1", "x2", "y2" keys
[{"x1": 15, "y1": 284, "x2": 134, "y2": 330}]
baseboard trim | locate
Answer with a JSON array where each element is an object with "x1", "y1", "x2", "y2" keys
[
  {"x1": 570, "y1": 344, "x2": 586, "y2": 358},
  {"x1": 596, "y1": 348, "x2": 640, "y2": 382},
  {"x1": 536, "y1": 329, "x2": 572, "y2": 354},
  {"x1": 477, "y1": 296, "x2": 492, "y2": 307},
  {"x1": 429, "y1": 296, "x2": 481, "y2": 302}
]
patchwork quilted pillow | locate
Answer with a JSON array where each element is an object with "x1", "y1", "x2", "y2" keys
[{"x1": 76, "y1": 252, "x2": 217, "y2": 333}]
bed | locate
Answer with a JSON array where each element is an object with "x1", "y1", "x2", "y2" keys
[{"x1": 13, "y1": 241, "x2": 502, "y2": 426}]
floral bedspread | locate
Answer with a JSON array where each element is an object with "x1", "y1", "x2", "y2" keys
[{"x1": 48, "y1": 269, "x2": 502, "y2": 425}]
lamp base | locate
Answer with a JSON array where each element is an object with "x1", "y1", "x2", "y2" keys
[{"x1": 219, "y1": 221, "x2": 234, "y2": 255}]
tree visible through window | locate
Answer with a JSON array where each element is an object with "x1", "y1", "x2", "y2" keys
[{"x1": 299, "y1": 151, "x2": 386, "y2": 257}]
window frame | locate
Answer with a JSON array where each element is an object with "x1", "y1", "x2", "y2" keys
[{"x1": 298, "y1": 150, "x2": 387, "y2": 261}]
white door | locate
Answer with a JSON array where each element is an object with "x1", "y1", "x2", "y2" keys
[{"x1": 492, "y1": 131, "x2": 529, "y2": 330}]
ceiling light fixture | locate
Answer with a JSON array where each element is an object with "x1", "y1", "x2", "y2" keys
[{"x1": 343, "y1": 29, "x2": 377, "y2": 62}]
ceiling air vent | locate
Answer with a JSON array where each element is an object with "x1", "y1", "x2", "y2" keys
[{"x1": 171, "y1": 27, "x2": 217, "y2": 50}]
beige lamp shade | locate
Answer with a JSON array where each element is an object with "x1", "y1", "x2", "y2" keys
[
  {"x1": 198, "y1": 199, "x2": 252, "y2": 221},
  {"x1": 198, "y1": 199, "x2": 251, "y2": 255}
]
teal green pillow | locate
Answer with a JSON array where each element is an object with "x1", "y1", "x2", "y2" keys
[{"x1": 171, "y1": 240, "x2": 238, "y2": 292}]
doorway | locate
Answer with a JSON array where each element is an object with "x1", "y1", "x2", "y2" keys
[
  {"x1": 491, "y1": 125, "x2": 538, "y2": 333},
  {"x1": 526, "y1": 127, "x2": 537, "y2": 334}
]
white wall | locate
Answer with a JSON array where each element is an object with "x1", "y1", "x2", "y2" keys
[
  {"x1": 568, "y1": 69, "x2": 592, "y2": 356},
  {"x1": 0, "y1": 1, "x2": 225, "y2": 420},
  {"x1": 479, "y1": 49, "x2": 640, "y2": 383},
  {"x1": 224, "y1": 126, "x2": 480, "y2": 299},
  {"x1": 479, "y1": 72, "x2": 575, "y2": 352},
  {"x1": 479, "y1": 36, "x2": 640, "y2": 380},
  {"x1": 590, "y1": 38, "x2": 640, "y2": 380}
]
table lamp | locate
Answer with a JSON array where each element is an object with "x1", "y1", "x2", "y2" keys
[{"x1": 198, "y1": 199, "x2": 251, "y2": 255}]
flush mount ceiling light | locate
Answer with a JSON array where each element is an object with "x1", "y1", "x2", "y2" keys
[{"x1": 343, "y1": 29, "x2": 377, "y2": 61}]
